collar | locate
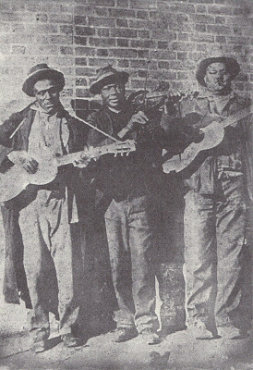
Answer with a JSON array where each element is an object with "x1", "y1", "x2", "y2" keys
[
  {"x1": 108, "y1": 106, "x2": 121, "y2": 114},
  {"x1": 31, "y1": 101, "x2": 66, "y2": 118}
]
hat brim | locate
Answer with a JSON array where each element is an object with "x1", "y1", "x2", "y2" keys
[
  {"x1": 196, "y1": 57, "x2": 240, "y2": 87},
  {"x1": 22, "y1": 69, "x2": 65, "y2": 97},
  {"x1": 90, "y1": 71, "x2": 129, "y2": 95}
]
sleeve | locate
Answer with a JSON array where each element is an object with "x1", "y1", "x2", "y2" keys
[{"x1": 0, "y1": 111, "x2": 24, "y2": 148}]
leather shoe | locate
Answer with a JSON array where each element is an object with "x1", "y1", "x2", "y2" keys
[
  {"x1": 188, "y1": 321, "x2": 213, "y2": 340},
  {"x1": 33, "y1": 338, "x2": 47, "y2": 353},
  {"x1": 140, "y1": 329, "x2": 161, "y2": 345},
  {"x1": 61, "y1": 333, "x2": 82, "y2": 347},
  {"x1": 113, "y1": 328, "x2": 137, "y2": 343}
]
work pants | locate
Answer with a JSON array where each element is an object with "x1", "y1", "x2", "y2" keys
[
  {"x1": 183, "y1": 173, "x2": 248, "y2": 330},
  {"x1": 104, "y1": 195, "x2": 159, "y2": 333},
  {"x1": 19, "y1": 189, "x2": 81, "y2": 340}
]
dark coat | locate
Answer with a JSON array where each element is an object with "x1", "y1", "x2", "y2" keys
[{"x1": 0, "y1": 103, "x2": 94, "y2": 306}]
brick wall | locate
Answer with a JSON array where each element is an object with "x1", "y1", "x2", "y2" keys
[{"x1": 0, "y1": 0, "x2": 252, "y2": 119}]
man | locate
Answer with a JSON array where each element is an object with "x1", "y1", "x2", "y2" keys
[
  {"x1": 164, "y1": 56, "x2": 253, "y2": 339},
  {"x1": 86, "y1": 65, "x2": 197, "y2": 344},
  {"x1": 0, "y1": 64, "x2": 92, "y2": 352}
]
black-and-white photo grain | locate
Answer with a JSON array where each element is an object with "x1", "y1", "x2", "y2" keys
[{"x1": 0, "y1": 0, "x2": 252, "y2": 368}]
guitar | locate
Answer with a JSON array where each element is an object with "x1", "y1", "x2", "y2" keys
[
  {"x1": 162, "y1": 104, "x2": 253, "y2": 174},
  {"x1": 0, "y1": 140, "x2": 136, "y2": 202}
]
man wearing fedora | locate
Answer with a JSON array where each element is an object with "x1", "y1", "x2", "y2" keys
[
  {"x1": 86, "y1": 65, "x2": 164, "y2": 345},
  {"x1": 163, "y1": 56, "x2": 253, "y2": 339},
  {"x1": 0, "y1": 64, "x2": 92, "y2": 351}
]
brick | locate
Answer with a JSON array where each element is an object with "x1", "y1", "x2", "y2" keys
[
  {"x1": 87, "y1": 0, "x2": 115, "y2": 5},
  {"x1": 129, "y1": 0, "x2": 157, "y2": 9},
  {"x1": 76, "y1": 78, "x2": 88, "y2": 86},
  {"x1": 136, "y1": 10, "x2": 149, "y2": 19},
  {"x1": 118, "y1": 60, "x2": 130, "y2": 68},
  {"x1": 129, "y1": 19, "x2": 151, "y2": 28},
  {"x1": 192, "y1": 34, "x2": 215, "y2": 42},
  {"x1": 138, "y1": 30, "x2": 150, "y2": 38},
  {"x1": 0, "y1": 1, "x2": 11, "y2": 11},
  {"x1": 75, "y1": 26, "x2": 95, "y2": 36},
  {"x1": 98, "y1": 28, "x2": 110, "y2": 37},
  {"x1": 228, "y1": 36, "x2": 248, "y2": 44},
  {"x1": 172, "y1": 42, "x2": 196, "y2": 51},
  {"x1": 158, "y1": 61, "x2": 170, "y2": 69},
  {"x1": 76, "y1": 67, "x2": 96, "y2": 76},
  {"x1": 189, "y1": 0, "x2": 213, "y2": 3},
  {"x1": 89, "y1": 37, "x2": 116, "y2": 47},
  {"x1": 178, "y1": 33, "x2": 189, "y2": 41},
  {"x1": 97, "y1": 49, "x2": 109, "y2": 57},
  {"x1": 108, "y1": 48, "x2": 139, "y2": 58},
  {"x1": 60, "y1": 25, "x2": 73, "y2": 35},
  {"x1": 35, "y1": 13, "x2": 48, "y2": 22},
  {"x1": 75, "y1": 47, "x2": 96, "y2": 56},
  {"x1": 74, "y1": 36, "x2": 87, "y2": 46},
  {"x1": 111, "y1": 28, "x2": 137, "y2": 38},
  {"x1": 75, "y1": 58, "x2": 87, "y2": 66},
  {"x1": 74, "y1": 16, "x2": 87, "y2": 25},
  {"x1": 76, "y1": 88, "x2": 90, "y2": 98},
  {"x1": 215, "y1": 35, "x2": 226, "y2": 43},
  {"x1": 196, "y1": 5, "x2": 206, "y2": 13},
  {"x1": 88, "y1": 17, "x2": 116, "y2": 27},
  {"x1": 192, "y1": 14, "x2": 215, "y2": 23},
  {"x1": 49, "y1": 13, "x2": 72, "y2": 23},
  {"x1": 177, "y1": 52, "x2": 188, "y2": 61},
  {"x1": 131, "y1": 40, "x2": 156, "y2": 48},
  {"x1": 0, "y1": 11, "x2": 33, "y2": 22},
  {"x1": 215, "y1": 16, "x2": 225, "y2": 24},
  {"x1": 60, "y1": 47, "x2": 73, "y2": 55},
  {"x1": 49, "y1": 35, "x2": 73, "y2": 44},
  {"x1": 88, "y1": 58, "x2": 115, "y2": 67},
  {"x1": 207, "y1": 25, "x2": 230, "y2": 34},
  {"x1": 208, "y1": 5, "x2": 232, "y2": 15},
  {"x1": 170, "y1": 4, "x2": 195, "y2": 13},
  {"x1": 158, "y1": 41, "x2": 168, "y2": 49},
  {"x1": 117, "y1": 39, "x2": 129, "y2": 47},
  {"x1": 94, "y1": 7, "x2": 108, "y2": 16},
  {"x1": 109, "y1": 9, "x2": 135, "y2": 17},
  {"x1": 117, "y1": 0, "x2": 129, "y2": 7},
  {"x1": 116, "y1": 19, "x2": 128, "y2": 27},
  {"x1": 196, "y1": 24, "x2": 206, "y2": 32}
]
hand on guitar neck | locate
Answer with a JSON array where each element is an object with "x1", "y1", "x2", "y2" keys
[{"x1": 0, "y1": 140, "x2": 136, "y2": 202}]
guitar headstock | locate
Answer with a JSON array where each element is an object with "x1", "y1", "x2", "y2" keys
[{"x1": 104, "y1": 140, "x2": 136, "y2": 157}]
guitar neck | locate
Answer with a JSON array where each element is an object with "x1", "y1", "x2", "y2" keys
[{"x1": 221, "y1": 103, "x2": 253, "y2": 129}]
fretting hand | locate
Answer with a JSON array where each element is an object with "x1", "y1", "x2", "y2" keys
[{"x1": 8, "y1": 150, "x2": 38, "y2": 174}]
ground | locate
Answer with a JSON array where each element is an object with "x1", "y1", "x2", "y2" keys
[{"x1": 0, "y1": 298, "x2": 253, "y2": 370}]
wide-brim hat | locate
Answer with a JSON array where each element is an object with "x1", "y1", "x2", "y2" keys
[
  {"x1": 22, "y1": 63, "x2": 65, "y2": 97},
  {"x1": 90, "y1": 65, "x2": 129, "y2": 95},
  {"x1": 196, "y1": 56, "x2": 240, "y2": 87}
]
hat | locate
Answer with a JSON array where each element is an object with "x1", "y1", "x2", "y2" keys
[
  {"x1": 22, "y1": 63, "x2": 65, "y2": 97},
  {"x1": 196, "y1": 56, "x2": 240, "y2": 87},
  {"x1": 90, "y1": 65, "x2": 129, "y2": 95}
]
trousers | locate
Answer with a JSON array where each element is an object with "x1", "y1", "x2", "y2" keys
[
  {"x1": 183, "y1": 173, "x2": 248, "y2": 330},
  {"x1": 19, "y1": 189, "x2": 81, "y2": 339},
  {"x1": 104, "y1": 195, "x2": 159, "y2": 333}
]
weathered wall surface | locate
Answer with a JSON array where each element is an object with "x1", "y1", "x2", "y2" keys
[{"x1": 0, "y1": 0, "x2": 252, "y2": 116}]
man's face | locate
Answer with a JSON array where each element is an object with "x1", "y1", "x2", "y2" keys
[
  {"x1": 204, "y1": 62, "x2": 232, "y2": 94},
  {"x1": 100, "y1": 82, "x2": 125, "y2": 110},
  {"x1": 33, "y1": 79, "x2": 60, "y2": 113}
]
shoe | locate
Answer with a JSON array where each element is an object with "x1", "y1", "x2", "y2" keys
[
  {"x1": 33, "y1": 338, "x2": 47, "y2": 353},
  {"x1": 140, "y1": 329, "x2": 161, "y2": 345},
  {"x1": 113, "y1": 328, "x2": 137, "y2": 343},
  {"x1": 61, "y1": 333, "x2": 82, "y2": 347},
  {"x1": 188, "y1": 321, "x2": 213, "y2": 340},
  {"x1": 218, "y1": 324, "x2": 247, "y2": 339}
]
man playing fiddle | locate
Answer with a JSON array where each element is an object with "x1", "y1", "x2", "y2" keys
[{"x1": 87, "y1": 65, "x2": 200, "y2": 344}]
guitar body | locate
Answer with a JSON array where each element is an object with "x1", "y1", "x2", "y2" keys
[
  {"x1": 0, "y1": 158, "x2": 58, "y2": 202},
  {"x1": 162, "y1": 121, "x2": 225, "y2": 174}
]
